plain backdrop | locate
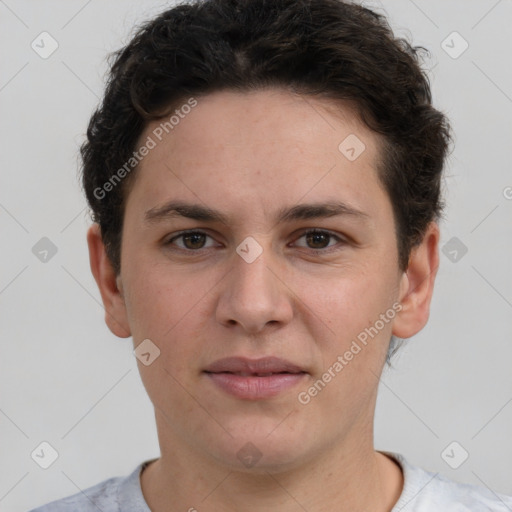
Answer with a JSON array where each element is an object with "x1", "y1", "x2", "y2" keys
[{"x1": 1, "y1": 0, "x2": 511, "y2": 510}]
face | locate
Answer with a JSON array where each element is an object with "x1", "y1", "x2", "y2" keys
[{"x1": 89, "y1": 88, "x2": 438, "y2": 472}]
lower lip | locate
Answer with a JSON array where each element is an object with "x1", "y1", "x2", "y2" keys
[{"x1": 205, "y1": 372, "x2": 307, "y2": 400}]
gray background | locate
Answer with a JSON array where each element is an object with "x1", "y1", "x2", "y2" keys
[{"x1": 1, "y1": 0, "x2": 511, "y2": 510}]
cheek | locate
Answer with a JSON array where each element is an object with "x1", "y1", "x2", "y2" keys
[
  {"x1": 297, "y1": 265, "x2": 400, "y2": 383},
  {"x1": 299, "y1": 271, "x2": 398, "y2": 405},
  {"x1": 302, "y1": 262, "x2": 397, "y2": 332},
  {"x1": 122, "y1": 264, "x2": 180, "y2": 339},
  {"x1": 122, "y1": 260, "x2": 216, "y2": 357}
]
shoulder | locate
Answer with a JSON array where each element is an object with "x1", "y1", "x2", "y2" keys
[
  {"x1": 27, "y1": 461, "x2": 152, "y2": 512},
  {"x1": 27, "y1": 476, "x2": 121, "y2": 512},
  {"x1": 385, "y1": 451, "x2": 512, "y2": 511}
]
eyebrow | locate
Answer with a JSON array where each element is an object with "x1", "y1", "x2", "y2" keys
[{"x1": 144, "y1": 200, "x2": 369, "y2": 225}]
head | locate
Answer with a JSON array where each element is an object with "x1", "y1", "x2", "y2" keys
[{"x1": 85, "y1": 0, "x2": 451, "y2": 472}]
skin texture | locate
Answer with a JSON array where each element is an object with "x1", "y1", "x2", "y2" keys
[{"x1": 87, "y1": 88, "x2": 439, "y2": 512}]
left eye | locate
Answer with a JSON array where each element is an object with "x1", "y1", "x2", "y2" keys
[
  {"x1": 165, "y1": 229, "x2": 343, "y2": 252},
  {"x1": 294, "y1": 229, "x2": 342, "y2": 250}
]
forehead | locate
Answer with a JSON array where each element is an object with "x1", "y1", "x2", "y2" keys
[
  {"x1": 147, "y1": 88, "x2": 376, "y2": 156},
  {"x1": 126, "y1": 88, "x2": 389, "y2": 224}
]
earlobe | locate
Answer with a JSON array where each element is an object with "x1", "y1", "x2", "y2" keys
[
  {"x1": 86, "y1": 224, "x2": 131, "y2": 338},
  {"x1": 392, "y1": 222, "x2": 440, "y2": 339}
]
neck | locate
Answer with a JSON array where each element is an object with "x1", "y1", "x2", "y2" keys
[{"x1": 141, "y1": 416, "x2": 403, "y2": 512}]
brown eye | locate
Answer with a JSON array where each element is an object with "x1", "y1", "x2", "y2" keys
[
  {"x1": 294, "y1": 229, "x2": 342, "y2": 251},
  {"x1": 181, "y1": 232, "x2": 207, "y2": 249},
  {"x1": 166, "y1": 231, "x2": 215, "y2": 251},
  {"x1": 305, "y1": 231, "x2": 332, "y2": 249}
]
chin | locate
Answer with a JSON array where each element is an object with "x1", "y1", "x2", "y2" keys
[{"x1": 203, "y1": 417, "x2": 317, "y2": 473}]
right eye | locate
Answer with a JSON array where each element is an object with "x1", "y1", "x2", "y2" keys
[{"x1": 164, "y1": 230, "x2": 218, "y2": 251}]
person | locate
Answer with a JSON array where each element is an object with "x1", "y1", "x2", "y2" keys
[{"x1": 29, "y1": 0, "x2": 512, "y2": 510}]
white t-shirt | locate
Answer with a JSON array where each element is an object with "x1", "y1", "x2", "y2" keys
[{"x1": 29, "y1": 451, "x2": 512, "y2": 511}]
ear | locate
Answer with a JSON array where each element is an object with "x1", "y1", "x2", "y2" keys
[
  {"x1": 87, "y1": 224, "x2": 131, "y2": 338},
  {"x1": 392, "y1": 222, "x2": 440, "y2": 339}
]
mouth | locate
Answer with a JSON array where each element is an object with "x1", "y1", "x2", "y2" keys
[
  {"x1": 210, "y1": 371, "x2": 303, "y2": 377},
  {"x1": 204, "y1": 356, "x2": 306, "y2": 374},
  {"x1": 203, "y1": 357, "x2": 308, "y2": 400}
]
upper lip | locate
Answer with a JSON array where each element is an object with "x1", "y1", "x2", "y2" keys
[{"x1": 204, "y1": 356, "x2": 306, "y2": 375}]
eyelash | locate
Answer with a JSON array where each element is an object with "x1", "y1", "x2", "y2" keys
[{"x1": 164, "y1": 229, "x2": 347, "y2": 254}]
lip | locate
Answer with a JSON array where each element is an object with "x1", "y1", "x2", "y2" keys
[
  {"x1": 204, "y1": 356, "x2": 308, "y2": 400},
  {"x1": 204, "y1": 356, "x2": 305, "y2": 374}
]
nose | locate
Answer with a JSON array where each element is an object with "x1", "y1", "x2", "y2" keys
[{"x1": 215, "y1": 243, "x2": 294, "y2": 334}]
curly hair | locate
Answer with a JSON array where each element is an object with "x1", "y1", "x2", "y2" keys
[{"x1": 81, "y1": 0, "x2": 452, "y2": 278}]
